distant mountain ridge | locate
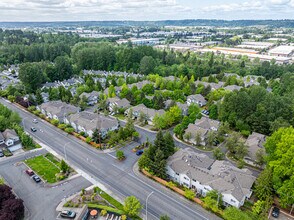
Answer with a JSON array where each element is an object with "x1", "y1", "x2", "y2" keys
[{"x1": 0, "y1": 19, "x2": 294, "y2": 28}]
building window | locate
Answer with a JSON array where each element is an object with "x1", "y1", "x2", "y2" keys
[{"x1": 230, "y1": 199, "x2": 235, "y2": 203}]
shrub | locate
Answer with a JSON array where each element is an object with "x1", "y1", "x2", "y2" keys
[
  {"x1": 167, "y1": 181, "x2": 176, "y2": 188},
  {"x1": 121, "y1": 215, "x2": 127, "y2": 220},
  {"x1": 8, "y1": 95, "x2": 15, "y2": 102},
  {"x1": 79, "y1": 131, "x2": 85, "y2": 136},
  {"x1": 116, "y1": 150, "x2": 125, "y2": 160},
  {"x1": 184, "y1": 188, "x2": 195, "y2": 200},
  {"x1": 58, "y1": 124, "x2": 67, "y2": 130},
  {"x1": 100, "y1": 209, "x2": 107, "y2": 216},
  {"x1": 85, "y1": 136, "x2": 92, "y2": 143},
  {"x1": 65, "y1": 128, "x2": 74, "y2": 133},
  {"x1": 33, "y1": 110, "x2": 41, "y2": 115},
  {"x1": 50, "y1": 119, "x2": 59, "y2": 126},
  {"x1": 241, "y1": 130, "x2": 250, "y2": 137},
  {"x1": 28, "y1": 106, "x2": 36, "y2": 112}
]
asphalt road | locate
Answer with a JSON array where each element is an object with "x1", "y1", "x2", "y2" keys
[
  {"x1": 0, "y1": 149, "x2": 91, "y2": 220},
  {"x1": 0, "y1": 99, "x2": 220, "y2": 220}
]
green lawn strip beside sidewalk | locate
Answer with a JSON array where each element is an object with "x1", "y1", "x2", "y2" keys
[
  {"x1": 44, "y1": 153, "x2": 60, "y2": 167},
  {"x1": 25, "y1": 155, "x2": 61, "y2": 183},
  {"x1": 94, "y1": 186, "x2": 124, "y2": 210}
]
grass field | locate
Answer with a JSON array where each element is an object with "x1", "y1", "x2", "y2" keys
[{"x1": 25, "y1": 155, "x2": 61, "y2": 183}]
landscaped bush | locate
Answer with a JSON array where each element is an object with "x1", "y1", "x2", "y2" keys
[
  {"x1": 85, "y1": 136, "x2": 92, "y2": 143},
  {"x1": 100, "y1": 209, "x2": 107, "y2": 216},
  {"x1": 58, "y1": 124, "x2": 67, "y2": 130},
  {"x1": 184, "y1": 188, "x2": 195, "y2": 200},
  {"x1": 116, "y1": 150, "x2": 125, "y2": 160},
  {"x1": 79, "y1": 131, "x2": 86, "y2": 136},
  {"x1": 28, "y1": 106, "x2": 36, "y2": 112},
  {"x1": 65, "y1": 127, "x2": 74, "y2": 133},
  {"x1": 50, "y1": 119, "x2": 59, "y2": 126}
]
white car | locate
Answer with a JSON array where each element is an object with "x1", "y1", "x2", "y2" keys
[{"x1": 32, "y1": 119, "x2": 38, "y2": 123}]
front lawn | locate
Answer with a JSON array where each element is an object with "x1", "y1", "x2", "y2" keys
[{"x1": 25, "y1": 155, "x2": 61, "y2": 183}]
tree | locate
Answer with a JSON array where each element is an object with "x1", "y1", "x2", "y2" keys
[
  {"x1": 184, "y1": 132, "x2": 192, "y2": 142},
  {"x1": 202, "y1": 190, "x2": 223, "y2": 213},
  {"x1": 254, "y1": 167, "x2": 274, "y2": 200},
  {"x1": 235, "y1": 142, "x2": 248, "y2": 160},
  {"x1": 19, "y1": 63, "x2": 45, "y2": 93},
  {"x1": 194, "y1": 131, "x2": 202, "y2": 146},
  {"x1": 255, "y1": 149, "x2": 265, "y2": 166},
  {"x1": 60, "y1": 159, "x2": 69, "y2": 173},
  {"x1": 108, "y1": 85, "x2": 116, "y2": 98},
  {"x1": 116, "y1": 150, "x2": 125, "y2": 160},
  {"x1": 264, "y1": 127, "x2": 294, "y2": 207},
  {"x1": 206, "y1": 131, "x2": 216, "y2": 147},
  {"x1": 35, "y1": 89, "x2": 43, "y2": 105},
  {"x1": 123, "y1": 196, "x2": 142, "y2": 217},
  {"x1": 213, "y1": 148, "x2": 224, "y2": 160},
  {"x1": 140, "y1": 56, "x2": 156, "y2": 75},
  {"x1": 0, "y1": 184, "x2": 24, "y2": 220}
]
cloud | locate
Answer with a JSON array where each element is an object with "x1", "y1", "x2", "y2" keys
[
  {"x1": 0, "y1": 0, "x2": 293, "y2": 21},
  {"x1": 203, "y1": 1, "x2": 263, "y2": 12}
]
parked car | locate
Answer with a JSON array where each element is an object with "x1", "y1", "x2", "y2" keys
[
  {"x1": 272, "y1": 207, "x2": 280, "y2": 218},
  {"x1": 136, "y1": 150, "x2": 144, "y2": 156},
  {"x1": 60, "y1": 210, "x2": 76, "y2": 218},
  {"x1": 32, "y1": 119, "x2": 38, "y2": 123},
  {"x1": 32, "y1": 175, "x2": 41, "y2": 183},
  {"x1": 25, "y1": 169, "x2": 34, "y2": 176},
  {"x1": 0, "y1": 150, "x2": 4, "y2": 157},
  {"x1": 31, "y1": 127, "x2": 37, "y2": 132}
]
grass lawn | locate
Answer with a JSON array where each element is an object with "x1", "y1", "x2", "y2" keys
[{"x1": 25, "y1": 155, "x2": 61, "y2": 183}]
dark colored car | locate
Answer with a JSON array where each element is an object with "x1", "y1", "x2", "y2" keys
[
  {"x1": 272, "y1": 207, "x2": 280, "y2": 218},
  {"x1": 60, "y1": 210, "x2": 76, "y2": 218},
  {"x1": 0, "y1": 150, "x2": 4, "y2": 157},
  {"x1": 25, "y1": 169, "x2": 35, "y2": 176},
  {"x1": 32, "y1": 175, "x2": 41, "y2": 183},
  {"x1": 136, "y1": 150, "x2": 144, "y2": 156},
  {"x1": 31, "y1": 127, "x2": 37, "y2": 132}
]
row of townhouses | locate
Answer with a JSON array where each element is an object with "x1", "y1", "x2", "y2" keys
[
  {"x1": 167, "y1": 148, "x2": 256, "y2": 208},
  {"x1": 37, "y1": 101, "x2": 119, "y2": 138}
]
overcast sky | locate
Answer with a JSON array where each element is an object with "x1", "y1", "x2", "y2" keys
[{"x1": 0, "y1": 0, "x2": 294, "y2": 22}]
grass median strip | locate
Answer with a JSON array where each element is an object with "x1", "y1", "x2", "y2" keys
[{"x1": 25, "y1": 155, "x2": 61, "y2": 183}]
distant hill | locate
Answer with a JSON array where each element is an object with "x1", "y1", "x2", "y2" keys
[{"x1": 0, "y1": 19, "x2": 294, "y2": 28}]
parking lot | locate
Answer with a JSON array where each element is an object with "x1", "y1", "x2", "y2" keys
[{"x1": 0, "y1": 155, "x2": 91, "y2": 220}]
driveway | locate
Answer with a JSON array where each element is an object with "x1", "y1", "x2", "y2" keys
[{"x1": 0, "y1": 153, "x2": 92, "y2": 220}]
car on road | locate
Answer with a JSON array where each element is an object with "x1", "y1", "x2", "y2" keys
[
  {"x1": 136, "y1": 150, "x2": 144, "y2": 156},
  {"x1": 0, "y1": 150, "x2": 4, "y2": 157},
  {"x1": 31, "y1": 127, "x2": 37, "y2": 132},
  {"x1": 32, "y1": 175, "x2": 41, "y2": 183},
  {"x1": 272, "y1": 207, "x2": 280, "y2": 218},
  {"x1": 32, "y1": 119, "x2": 38, "y2": 123},
  {"x1": 60, "y1": 210, "x2": 76, "y2": 218},
  {"x1": 25, "y1": 169, "x2": 35, "y2": 176}
]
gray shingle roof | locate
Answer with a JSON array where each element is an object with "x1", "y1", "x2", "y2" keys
[
  {"x1": 168, "y1": 149, "x2": 256, "y2": 202},
  {"x1": 68, "y1": 111, "x2": 118, "y2": 132},
  {"x1": 245, "y1": 132, "x2": 266, "y2": 161}
]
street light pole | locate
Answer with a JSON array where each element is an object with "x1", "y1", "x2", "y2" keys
[{"x1": 146, "y1": 191, "x2": 154, "y2": 220}]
